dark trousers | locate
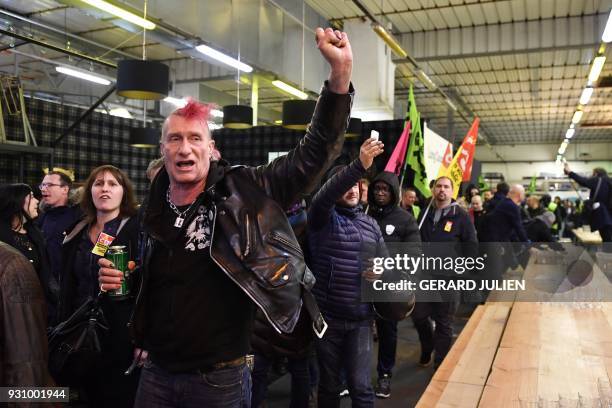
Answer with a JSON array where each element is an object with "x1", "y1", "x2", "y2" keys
[
  {"x1": 316, "y1": 318, "x2": 374, "y2": 408},
  {"x1": 411, "y1": 300, "x2": 456, "y2": 365},
  {"x1": 251, "y1": 353, "x2": 310, "y2": 408},
  {"x1": 375, "y1": 318, "x2": 397, "y2": 378},
  {"x1": 600, "y1": 226, "x2": 612, "y2": 253},
  {"x1": 134, "y1": 359, "x2": 251, "y2": 408},
  {"x1": 600, "y1": 225, "x2": 612, "y2": 243}
]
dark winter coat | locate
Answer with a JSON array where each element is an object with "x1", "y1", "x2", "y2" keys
[
  {"x1": 36, "y1": 205, "x2": 81, "y2": 284},
  {"x1": 308, "y1": 159, "x2": 388, "y2": 321},
  {"x1": 568, "y1": 172, "x2": 612, "y2": 232},
  {"x1": 367, "y1": 171, "x2": 421, "y2": 251},
  {"x1": 0, "y1": 242, "x2": 54, "y2": 389},
  {"x1": 0, "y1": 221, "x2": 59, "y2": 323}
]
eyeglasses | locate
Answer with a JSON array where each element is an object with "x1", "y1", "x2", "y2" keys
[{"x1": 38, "y1": 183, "x2": 64, "y2": 190}]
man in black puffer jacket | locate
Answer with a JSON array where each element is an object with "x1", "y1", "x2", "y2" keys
[
  {"x1": 367, "y1": 171, "x2": 420, "y2": 399},
  {"x1": 308, "y1": 138, "x2": 385, "y2": 408}
]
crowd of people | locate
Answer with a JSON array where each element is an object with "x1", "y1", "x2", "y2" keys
[{"x1": 1, "y1": 26, "x2": 611, "y2": 408}]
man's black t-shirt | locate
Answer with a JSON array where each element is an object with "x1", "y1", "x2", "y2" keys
[{"x1": 145, "y1": 198, "x2": 255, "y2": 372}]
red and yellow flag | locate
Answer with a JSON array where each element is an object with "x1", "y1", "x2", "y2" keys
[{"x1": 438, "y1": 118, "x2": 480, "y2": 199}]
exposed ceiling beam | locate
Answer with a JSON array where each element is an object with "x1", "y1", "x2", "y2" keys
[
  {"x1": 25, "y1": 6, "x2": 69, "y2": 17},
  {"x1": 399, "y1": 43, "x2": 600, "y2": 63},
  {"x1": 331, "y1": 0, "x2": 506, "y2": 21},
  {"x1": 395, "y1": 13, "x2": 605, "y2": 62},
  {"x1": 0, "y1": 7, "x2": 136, "y2": 59},
  {"x1": 395, "y1": 64, "x2": 590, "y2": 81},
  {"x1": 0, "y1": 28, "x2": 116, "y2": 68}
]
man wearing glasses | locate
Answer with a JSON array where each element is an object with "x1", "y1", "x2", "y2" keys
[{"x1": 37, "y1": 171, "x2": 81, "y2": 323}]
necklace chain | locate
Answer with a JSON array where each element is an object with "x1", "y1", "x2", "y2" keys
[{"x1": 166, "y1": 187, "x2": 197, "y2": 221}]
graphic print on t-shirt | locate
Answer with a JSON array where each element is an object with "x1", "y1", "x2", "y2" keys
[{"x1": 184, "y1": 206, "x2": 214, "y2": 252}]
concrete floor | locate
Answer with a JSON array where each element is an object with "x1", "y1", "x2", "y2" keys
[{"x1": 264, "y1": 304, "x2": 474, "y2": 407}]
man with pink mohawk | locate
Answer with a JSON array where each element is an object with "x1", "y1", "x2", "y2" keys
[{"x1": 99, "y1": 27, "x2": 354, "y2": 407}]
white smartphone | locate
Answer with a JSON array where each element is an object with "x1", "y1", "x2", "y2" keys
[{"x1": 370, "y1": 130, "x2": 379, "y2": 141}]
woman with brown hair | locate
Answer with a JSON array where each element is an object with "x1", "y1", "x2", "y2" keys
[{"x1": 56, "y1": 165, "x2": 140, "y2": 407}]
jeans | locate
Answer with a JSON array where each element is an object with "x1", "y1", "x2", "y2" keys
[
  {"x1": 375, "y1": 318, "x2": 397, "y2": 378},
  {"x1": 411, "y1": 299, "x2": 457, "y2": 365},
  {"x1": 251, "y1": 353, "x2": 310, "y2": 408},
  {"x1": 134, "y1": 359, "x2": 251, "y2": 408},
  {"x1": 316, "y1": 318, "x2": 374, "y2": 408}
]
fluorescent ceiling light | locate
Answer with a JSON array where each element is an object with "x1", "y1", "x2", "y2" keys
[
  {"x1": 372, "y1": 24, "x2": 408, "y2": 58},
  {"x1": 163, "y1": 96, "x2": 187, "y2": 108},
  {"x1": 603, "y1": 9, "x2": 612, "y2": 42},
  {"x1": 274, "y1": 119, "x2": 282, "y2": 125},
  {"x1": 55, "y1": 66, "x2": 111, "y2": 85},
  {"x1": 211, "y1": 109, "x2": 224, "y2": 118},
  {"x1": 209, "y1": 123, "x2": 222, "y2": 130},
  {"x1": 109, "y1": 107, "x2": 132, "y2": 118},
  {"x1": 588, "y1": 56, "x2": 606, "y2": 84},
  {"x1": 570, "y1": 123, "x2": 575, "y2": 129},
  {"x1": 81, "y1": 0, "x2": 155, "y2": 30},
  {"x1": 579, "y1": 87, "x2": 594, "y2": 105},
  {"x1": 272, "y1": 80, "x2": 308, "y2": 100},
  {"x1": 565, "y1": 128, "x2": 575, "y2": 139},
  {"x1": 415, "y1": 69, "x2": 437, "y2": 91},
  {"x1": 571, "y1": 110, "x2": 583, "y2": 124},
  {"x1": 445, "y1": 98, "x2": 457, "y2": 111},
  {"x1": 195, "y1": 44, "x2": 253, "y2": 73}
]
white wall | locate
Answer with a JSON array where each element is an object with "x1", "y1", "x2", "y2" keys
[
  {"x1": 476, "y1": 142, "x2": 612, "y2": 162},
  {"x1": 481, "y1": 161, "x2": 612, "y2": 185},
  {"x1": 344, "y1": 20, "x2": 396, "y2": 121},
  {"x1": 478, "y1": 142, "x2": 612, "y2": 184}
]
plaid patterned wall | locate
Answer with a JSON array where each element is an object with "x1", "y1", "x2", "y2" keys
[
  {"x1": 0, "y1": 98, "x2": 158, "y2": 201},
  {"x1": 212, "y1": 119, "x2": 405, "y2": 182},
  {"x1": 0, "y1": 97, "x2": 405, "y2": 202}
]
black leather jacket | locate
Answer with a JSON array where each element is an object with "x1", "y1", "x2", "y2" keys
[{"x1": 130, "y1": 82, "x2": 353, "y2": 345}]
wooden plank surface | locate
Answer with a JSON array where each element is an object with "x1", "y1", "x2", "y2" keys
[
  {"x1": 418, "y1": 246, "x2": 612, "y2": 407},
  {"x1": 417, "y1": 380, "x2": 484, "y2": 408},
  {"x1": 417, "y1": 304, "x2": 511, "y2": 408},
  {"x1": 573, "y1": 228, "x2": 602, "y2": 244},
  {"x1": 480, "y1": 303, "x2": 612, "y2": 407}
]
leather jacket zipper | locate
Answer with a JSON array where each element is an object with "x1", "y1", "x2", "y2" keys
[
  {"x1": 268, "y1": 231, "x2": 303, "y2": 255},
  {"x1": 209, "y1": 202, "x2": 284, "y2": 334},
  {"x1": 243, "y1": 216, "x2": 251, "y2": 258}
]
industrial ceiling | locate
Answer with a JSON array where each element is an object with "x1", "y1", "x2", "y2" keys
[{"x1": 0, "y1": 0, "x2": 610, "y2": 146}]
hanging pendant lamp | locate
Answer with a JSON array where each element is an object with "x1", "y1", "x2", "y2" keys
[
  {"x1": 223, "y1": 105, "x2": 253, "y2": 129},
  {"x1": 129, "y1": 127, "x2": 159, "y2": 148},
  {"x1": 282, "y1": 100, "x2": 316, "y2": 130},
  {"x1": 116, "y1": 60, "x2": 169, "y2": 100}
]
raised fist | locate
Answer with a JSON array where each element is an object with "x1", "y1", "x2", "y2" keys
[{"x1": 315, "y1": 27, "x2": 353, "y2": 94}]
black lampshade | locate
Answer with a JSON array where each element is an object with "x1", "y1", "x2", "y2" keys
[
  {"x1": 346, "y1": 117, "x2": 363, "y2": 138},
  {"x1": 117, "y1": 60, "x2": 169, "y2": 100},
  {"x1": 223, "y1": 105, "x2": 253, "y2": 129},
  {"x1": 282, "y1": 100, "x2": 316, "y2": 130},
  {"x1": 130, "y1": 127, "x2": 160, "y2": 148}
]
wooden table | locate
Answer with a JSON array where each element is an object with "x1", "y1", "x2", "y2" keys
[
  {"x1": 416, "y1": 247, "x2": 612, "y2": 407},
  {"x1": 573, "y1": 228, "x2": 603, "y2": 245}
]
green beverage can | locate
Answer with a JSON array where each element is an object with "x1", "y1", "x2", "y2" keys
[{"x1": 106, "y1": 245, "x2": 129, "y2": 296}]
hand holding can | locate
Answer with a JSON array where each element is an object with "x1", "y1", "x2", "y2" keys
[
  {"x1": 98, "y1": 258, "x2": 122, "y2": 291},
  {"x1": 105, "y1": 246, "x2": 129, "y2": 296}
]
